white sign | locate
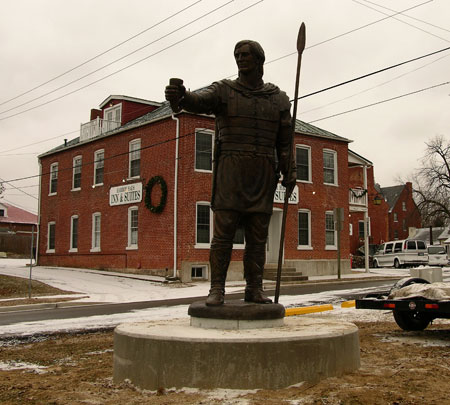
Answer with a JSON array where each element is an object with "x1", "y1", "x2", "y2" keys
[
  {"x1": 273, "y1": 183, "x2": 299, "y2": 204},
  {"x1": 110, "y1": 182, "x2": 143, "y2": 206}
]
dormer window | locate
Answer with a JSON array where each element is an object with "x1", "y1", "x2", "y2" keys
[{"x1": 102, "y1": 103, "x2": 122, "y2": 133}]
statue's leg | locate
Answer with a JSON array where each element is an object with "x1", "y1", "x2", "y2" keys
[
  {"x1": 243, "y1": 213, "x2": 272, "y2": 304},
  {"x1": 206, "y1": 210, "x2": 240, "y2": 306}
]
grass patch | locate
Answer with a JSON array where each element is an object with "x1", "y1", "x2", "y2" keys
[{"x1": 0, "y1": 274, "x2": 75, "y2": 299}]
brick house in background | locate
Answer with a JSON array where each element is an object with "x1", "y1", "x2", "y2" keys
[
  {"x1": 380, "y1": 182, "x2": 422, "y2": 241},
  {"x1": 0, "y1": 202, "x2": 37, "y2": 256},
  {"x1": 37, "y1": 94, "x2": 353, "y2": 280},
  {"x1": 347, "y1": 151, "x2": 389, "y2": 258}
]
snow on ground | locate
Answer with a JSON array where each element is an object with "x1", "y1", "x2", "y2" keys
[{"x1": 0, "y1": 258, "x2": 449, "y2": 338}]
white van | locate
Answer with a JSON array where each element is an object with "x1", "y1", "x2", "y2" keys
[
  {"x1": 373, "y1": 239, "x2": 428, "y2": 268},
  {"x1": 427, "y1": 245, "x2": 449, "y2": 267}
]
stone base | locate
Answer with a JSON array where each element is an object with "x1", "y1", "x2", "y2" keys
[{"x1": 114, "y1": 317, "x2": 360, "y2": 390}]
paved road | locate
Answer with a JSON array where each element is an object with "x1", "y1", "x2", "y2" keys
[{"x1": 0, "y1": 278, "x2": 397, "y2": 326}]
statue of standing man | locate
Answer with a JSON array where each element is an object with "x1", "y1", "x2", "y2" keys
[{"x1": 165, "y1": 40, "x2": 296, "y2": 306}]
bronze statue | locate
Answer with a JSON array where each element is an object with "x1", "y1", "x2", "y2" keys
[{"x1": 165, "y1": 40, "x2": 296, "y2": 306}]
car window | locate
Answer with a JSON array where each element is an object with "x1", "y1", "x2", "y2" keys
[
  {"x1": 394, "y1": 242, "x2": 402, "y2": 253},
  {"x1": 385, "y1": 243, "x2": 393, "y2": 253},
  {"x1": 407, "y1": 240, "x2": 416, "y2": 250},
  {"x1": 417, "y1": 241, "x2": 426, "y2": 250},
  {"x1": 376, "y1": 244, "x2": 385, "y2": 254},
  {"x1": 428, "y1": 246, "x2": 446, "y2": 254}
]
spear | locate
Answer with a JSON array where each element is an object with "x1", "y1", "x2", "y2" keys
[{"x1": 275, "y1": 23, "x2": 306, "y2": 304}]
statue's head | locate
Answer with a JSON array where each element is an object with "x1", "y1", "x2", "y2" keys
[{"x1": 234, "y1": 40, "x2": 265, "y2": 79}]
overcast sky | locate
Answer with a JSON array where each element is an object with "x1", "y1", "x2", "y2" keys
[{"x1": 1, "y1": 0, "x2": 449, "y2": 214}]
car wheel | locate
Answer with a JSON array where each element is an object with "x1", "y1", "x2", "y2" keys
[
  {"x1": 394, "y1": 259, "x2": 401, "y2": 269},
  {"x1": 373, "y1": 260, "x2": 379, "y2": 268},
  {"x1": 393, "y1": 310, "x2": 431, "y2": 331}
]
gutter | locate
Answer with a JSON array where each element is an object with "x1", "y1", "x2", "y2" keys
[
  {"x1": 35, "y1": 160, "x2": 42, "y2": 265},
  {"x1": 171, "y1": 114, "x2": 180, "y2": 279}
]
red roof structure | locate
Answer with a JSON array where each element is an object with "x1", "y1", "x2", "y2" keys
[{"x1": 0, "y1": 202, "x2": 37, "y2": 225}]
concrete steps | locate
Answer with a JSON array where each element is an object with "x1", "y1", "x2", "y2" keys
[{"x1": 263, "y1": 265, "x2": 308, "y2": 283}]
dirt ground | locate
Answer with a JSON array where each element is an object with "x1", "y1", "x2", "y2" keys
[{"x1": 1, "y1": 321, "x2": 449, "y2": 405}]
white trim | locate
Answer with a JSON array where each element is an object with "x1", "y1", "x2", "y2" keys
[
  {"x1": 195, "y1": 202, "x2": 212, "y2": 248},
  {"x1": 297, "y1": 209, "x2": 312, "y2": 249},
  {"x1": 128, "y1": 138, "x2": 141, "y2": 179},
  {"x1": 194, "y1": 129, "x2": 214, "y2": 173},
  {"x1": 99, "y1": 95, "x2": 161, "y2": 109},
  {"x1": 323, "y1": 149, "x2": 338, "y2": 186},
  {"x1": 127, "y1": 206, "x2": 138, "y2": 249},
  {"x1": 72, "y1": 155, "x2": 82, "y2": 191},
  {"x1": 69, "y1": 215, "x2": 79, "y2": 252},
  {"x1": 46, "y1": 221, "x2": 56, "y2": 253},
  {"x1": 295, "y1": 144, "x2": 312, "y2": 183},
  {"x1": 91, "y1": 212, "x2": 101, "y2": 252}
]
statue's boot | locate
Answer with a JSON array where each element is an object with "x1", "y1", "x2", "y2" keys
[
  {"x1": 244, "y1": 243, "x2": 272, "y2": 304},
  {"x1": 206, "y1": 245, "x2": 231, "y2": 306}
]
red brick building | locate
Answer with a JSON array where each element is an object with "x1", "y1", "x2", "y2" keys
[
  {"x1": 37, "y1": 95, "x2": 353, "y2": 280},
  {"x1": 380, "y1": 182, "x2": 422, "y2": 241}
]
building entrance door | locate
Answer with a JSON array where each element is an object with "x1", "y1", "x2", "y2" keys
[{"x1": 266, "y1": 209, "x2": 283, "y2": 264}]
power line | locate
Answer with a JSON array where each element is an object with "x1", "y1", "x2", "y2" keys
[
  {"x1": 0, "y1": 0, "x2": 264, "y2": 122},
  {"x1": 307, "y1": 81, "x2": 450, "y2": 124},
  {"x1": 0, "y1": 177, "x2": 38, "y2": 200},
  {"x1": 0, "y1": 0, "x2": 235, "y2": 116},
  {"x1": 0, "y1": 0, "x2": 203, "y2": 108}
]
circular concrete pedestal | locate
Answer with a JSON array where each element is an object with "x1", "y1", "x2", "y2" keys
[{"x1": 114, "y1": 317, "x2": 360, "y2": 390}]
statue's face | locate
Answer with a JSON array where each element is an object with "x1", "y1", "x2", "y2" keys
[{"x1": 234, "y1": 44, "x2": 257, "y2": 75}]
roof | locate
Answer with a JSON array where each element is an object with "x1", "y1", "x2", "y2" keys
[
  {"x1": 380, "y1": 184, "x2": 405, "y2": 211},
  {"x1": 0, "y1": 202, "x2": 37, "y2": 225},
  {"x1": 411, "y1": 227, "x2": 446, "y2": 245},
  {"x1": 99, "y1": 95, "x2": 161, "y2": 109},
  {"x1": 437, "y1": 227, "x2": 450, "y2": 241},
  {"x1": 40, "y1": 95, "x2": 351, "y2": 158},
  {"x1": 348, "y1": 149, "x2": 373, "y2": 166}
]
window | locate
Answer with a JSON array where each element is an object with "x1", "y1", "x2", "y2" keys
[
  {"x1": 385, "y1": 243, "x2": 393, "y2": 253},
  {"x1": 358, "y1": 221, "x2": 365, "y2": 238},
  {"x1": 402, "y1": 201, "x2": 406, "y2": 211},
  {"x1": 394, "y1": 242, "x2": 402, "y2": 253},
  {"x1": 191, "y1": 265, "x2": 208, "y2": 279},
  {"x1": 349, "y1": 223, "x2": 353, "y2": 236},
  {"x1": 47, "y1": 222, "x2": 56, "y2": 252},
  {"x1": 91, "y1": 213, "x2": 101, "y2": 252},
  {"x1": 195, "y1": 130, "x2": 213, "y2": 172},
  {"x1": 394, "y1": 230, "x2": 399, "y2": 240},
  {"x1": 233, "y1": 224, "x2": 245, "y2": 246},
  {"x1": 323, "y1": 149, "x2": 337, "y2": 185},
  {"x1": 325, "y1": 211, "x2": 336, "y2": 248},
  {"x1": 49, "y1": 163, "x2": 58, "y2": 195},
  {"x1": 102, "y1": 104, "x2": 122, "y2": 132},
  {"x1": 70, "y1": 216, "x2": 79, "y2": 252},
  {"x1": 298, "y1": 210, "x2": 311, "y2": 248},
  {"x1": 407, "y1": 240, "x2": 416, "y2": 250},
  {"x1": 296, "y1": 145, "x2": 311, "y2": 182},
  {"x1": 417, "y1": 241, "x2": 426, "y2": 250},
  {"x1": 393, "y1": 212, "x2": 398, "y2": 222},
  {"x1": 72, "y1": 156, "x2": 82, "y2": 190},
  {"x1": 0, "y1": 209, "x2": 5, "y2": 217},
  {"x1": 129, "y1": 139, "x2": 141, "y2": 178},
  {"x1": 196, "y1": 203, "x2": 211, "y2": 246},
  {"x1": 402, "y1": 219, "x2": 407, "y2": 232},
  {"x1": 127, "y1": 207, "x2": 138, "y2": 249},
  {"x1": 94, "y1": 150, "x2": 104, "y2": 185}
]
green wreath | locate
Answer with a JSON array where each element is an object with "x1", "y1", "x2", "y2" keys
[{"x1": 145, "y1": 176, "x2": 167, "y2": 214}]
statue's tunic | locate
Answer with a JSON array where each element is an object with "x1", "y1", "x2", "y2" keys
[{"x1": 181, "y1": 79, "x2": 292, "y2": 215}]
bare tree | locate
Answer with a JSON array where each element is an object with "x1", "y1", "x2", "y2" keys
[
  {"x1": 413, "y1": 135, "x2": 450, "y2": 226},
  {"x1": 0, "y1": 182, "x2": 4, "y2": 199}
]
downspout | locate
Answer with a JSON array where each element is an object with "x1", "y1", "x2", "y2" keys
[
  {"x1": 363, "y1": 165, "x2": 369, "y2": 273},
  {"x1": 171, "y1": 114, "x2": 180, "y2": 279},
  {"x1": 35, "y1": 160, "x2": 42, "y2": 265}
]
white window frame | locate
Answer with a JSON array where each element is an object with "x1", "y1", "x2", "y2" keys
[
  {"x1": 127, "y1": 206, "x2": 138, "y2": 249},
  {"x1": 297, "y1": 209, "x2": 312, "y2": 250},
  {"x1": 402, "y1": 201, "x2": 406, "y2": 211},
  {"x1": 195, "y1": 202, "x2": 212, "y2": 248},
  {"x1": 323, "y1": 149, "x2": 338, "y2": 186},
  {"x1": 394, "y1": 212, "x2": 398, "y2": 222},
  {"x1": 47, "y1": 221, "x2": 56, "y2": 253},
  {"x1": 191, "y1": 265, "x2": 209, "y2": 280},
  {"x1": 296, "y1": 145, "x2": 312, "y2": 183},
  {"x1": 91, "y1": 212, "x2": 101, "y2": 252},
  {"x1": 93, "y1": 149, "x2": 104, "y2": 186},
  {"x1": 102, "y1": 103, "x2": 122, "y2": 132},
  {"x1": 325, "y1": 211, "x2": 337, "y2": 250},
  {"x1": 72, "y1": 155, "x2": 82, "y2": 191},
  {"x1": 195, "y1": 129, "x2": 214, "y2": 173},
  {"x1": 49, "y1": 162, "x2": 58, "y2": 195},
  {"x1": 70, "y1": 215, "x2": 79, "y2": 252},
  {"x1": 128, "y1": 139, "x2": 141, "y2": 179}
]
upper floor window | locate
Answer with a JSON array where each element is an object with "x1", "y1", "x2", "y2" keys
[
  {"x1": 70, "y1": 215, "x2": 79, "y2": 252},
  {"x1": 323, "y1": 149, "x2": 337, "y2": 185},
  {"x1": 72, "y1": 156, "x2": 82, "y2": 190},
  {"x1": 129, "y1": 139, "x2": 141, "y2": 178},
  {"x1": 94, "y1": 149, "x2": 104, "y2": 185},
  {"x1": 127, "y1": 206, "x2": 138, "y2": 249},
  {"x1": 296, "y1": 145, "x2": 311, "y2": 182},
  {"x1": 402, "y1": 201, "x2": 406, "y2": 211},
  {"x1": 49, "y1": 163, "x2": 58, "y2": 195},
  {"x1": 393, "y1": 212, "x2": 398, "y2": 222},
  {"x1": 102, "y1": 103, "x2": 122, "y2": 132},
  {"x1": 195, "y1": 130, "x2": 213, "y2": 172}
]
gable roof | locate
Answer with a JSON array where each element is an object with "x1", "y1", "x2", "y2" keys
[
  {"x1": 411, "y1": 227, "x2": 445, "y2": 245},
  {"x1": 380, "y1": 185, "x2": 405, "y2": 211},
  {"x1": 0, "y1": 202, "x2": 37, "y2": 225}
]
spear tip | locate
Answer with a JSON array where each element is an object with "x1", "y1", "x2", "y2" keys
[{"x1": 297, "y1": 22, "x2": 306, "y2": 54}]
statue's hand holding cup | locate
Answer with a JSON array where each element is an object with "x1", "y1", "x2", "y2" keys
[{"x1": 165, "y1": 78, "x2": 185, "y2": 113}]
